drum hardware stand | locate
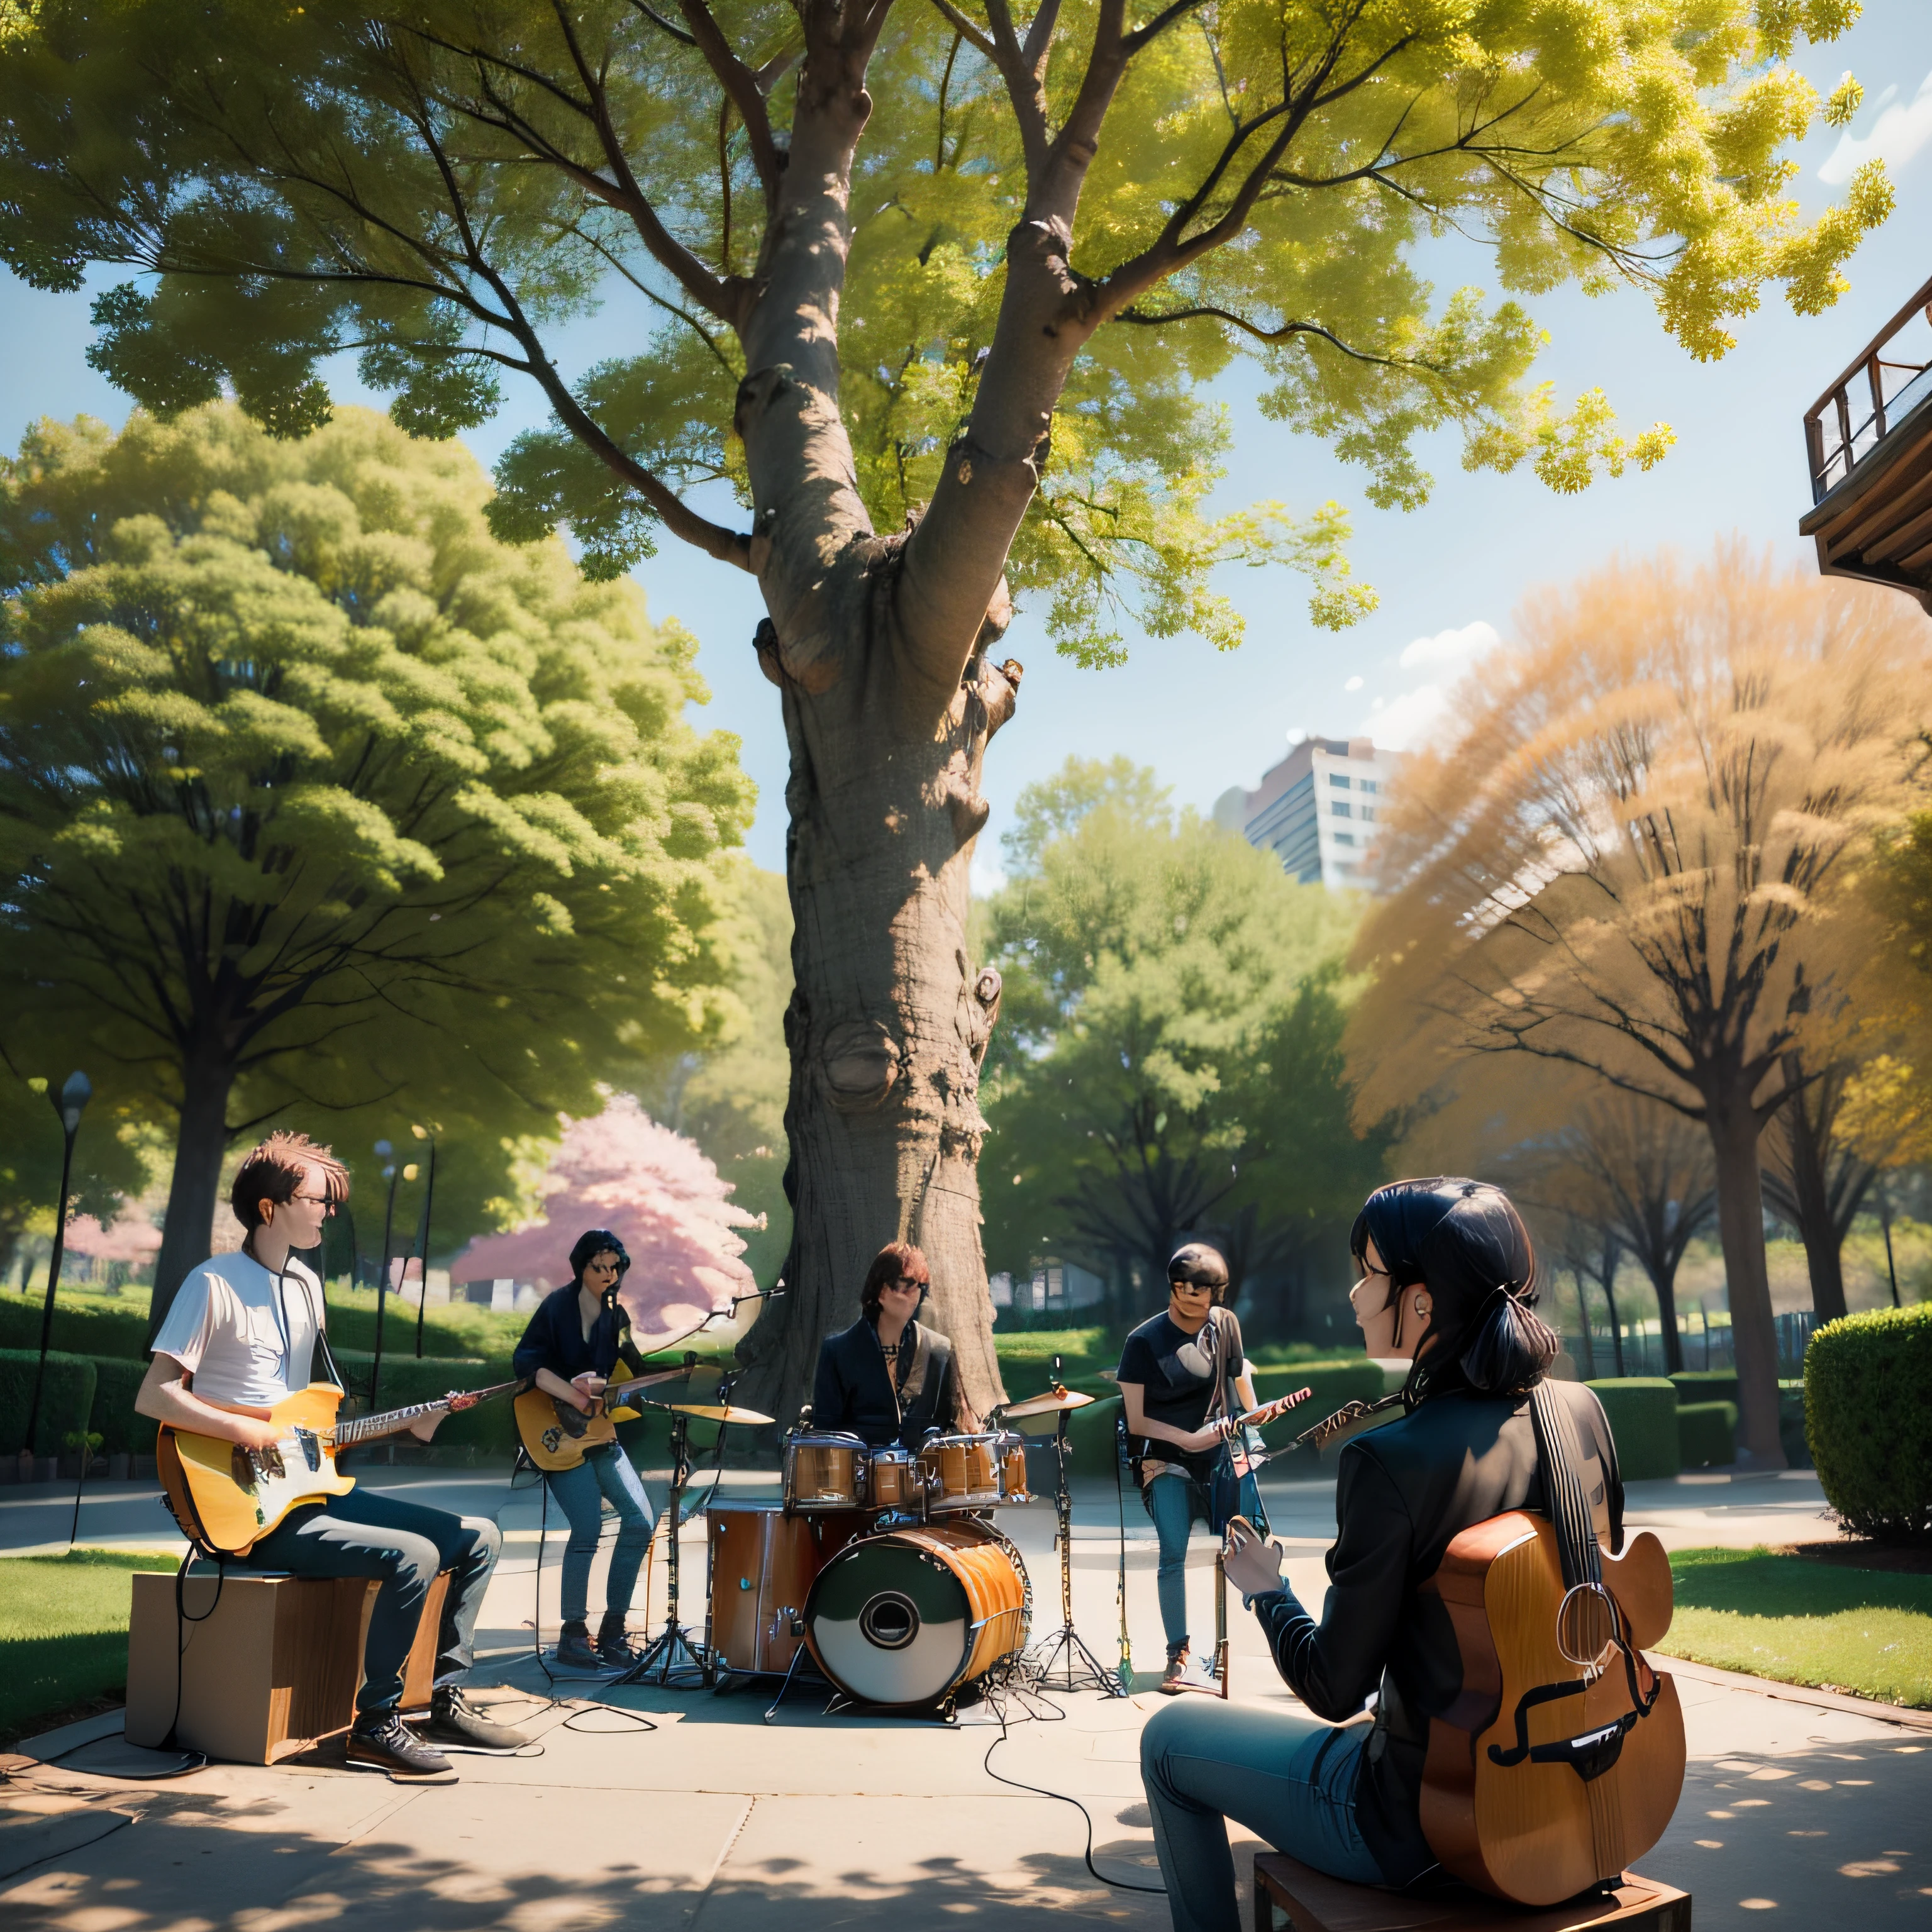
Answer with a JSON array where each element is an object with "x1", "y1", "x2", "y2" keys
[
  {"x1": 1025, "y1": 1402, "x2": 1122, "y2": 1696},
  {"x1": 620, "y1": 1406, "x2": 708, "y2": 1688}
]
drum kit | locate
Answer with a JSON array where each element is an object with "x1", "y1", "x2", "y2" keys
[{"x1": 690, "y1": 1377, "x2": 1101, "y2": 1718}]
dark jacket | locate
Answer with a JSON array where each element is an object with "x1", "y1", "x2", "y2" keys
[
  {"x1": 1251, "y1": 1380, "x2": 1623, "y2": 1887},
  {"x1": 811, "y1": 1315, "x2": 959, "y2": 1449},
  {"x1": 513, "y1": 1284, "x2": 648, "y2": 1386}
]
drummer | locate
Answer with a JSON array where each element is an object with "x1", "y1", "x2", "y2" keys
[{"x1": 812, "y1": 1241, "x2": 980, "y2": 1448}]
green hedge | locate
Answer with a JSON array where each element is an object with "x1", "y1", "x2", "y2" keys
[
  {"x1": 330, "y1": 1349, "x2": 520, "y2": 1455},
  {"x1": 1585, "y1": 1378, "x2": 1679, "y2": 1481},
  {"x1": 0, "y1": 1292, "x2": 148, "y2": 1360},
  {"x1": 0, "y1": 1348, "x2": 97, "y2": 1457},
  {"x1": 1677, "y1": 1400, "x2": 1737, "y2": 1468},
  {"x1": 1670, "y1": 1370, "x2": 1738, "y2": 1408},
  {"x1": 86, "y1": 1355, "x2": 153, "y2": 1458},
  {"x1": 1806, "y1": 1302, "x2": 1932, "y2": 1543}
]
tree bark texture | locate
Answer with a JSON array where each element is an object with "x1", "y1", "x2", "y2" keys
[
  {"x1": 1704, "y1": 1102, "x2": 1785, "y2": 1467},
  {"x1": 732, "y1": 616, "x2": 1019, "y2": 1426},
  {"x1": 1643, "y1": 1262, "x2": 1685, "y2": 1375},
  {"x1": 1782, "y1": 1089, "x2": 1848, "y2": 1323},
  {"x1": 146, "y1": 1047, "x2": 236, "y2": 1345}
]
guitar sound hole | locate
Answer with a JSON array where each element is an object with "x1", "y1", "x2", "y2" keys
[{"x1": 1557, "y1": 1582, "x2": 1618, "y2": 1669}]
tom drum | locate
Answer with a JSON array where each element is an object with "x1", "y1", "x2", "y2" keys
[
  {"x1": 917, "y1": 1432, "x2": 1004, "y2": 1512},
  {"x1": 994, "y1": 1430, "x2": 1031, "y2": 1504},
  {"x1": 707, "y1": 1501, "x2": 865, "y2": 1677},
  {"x1": 867, "y1": 1446, "x2": 921, "y2": 1517},
  {"x1": 802, "y1": 1521, "x2": 1028, "y2": 1709}
]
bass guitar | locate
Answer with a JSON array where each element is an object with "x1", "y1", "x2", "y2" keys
[
  {"x1": 513, "y1": 1364, "x2": 694, "y2": 1472},
  {"x1": 158, "y1": 1378, "x2": 525, "y2": 1556}
]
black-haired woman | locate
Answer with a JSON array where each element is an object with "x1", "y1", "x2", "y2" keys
[
  {"x1": 1138, "y1": 1180, "x2": 1624, "y2": 1932},
  {"x1": 513, "y1": 1230, "x2": 657, "y2": 1670}
]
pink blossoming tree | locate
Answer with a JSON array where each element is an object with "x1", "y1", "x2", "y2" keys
[{"x1": 451, "y1": 1094, "x2": 757, "y2": 1346}]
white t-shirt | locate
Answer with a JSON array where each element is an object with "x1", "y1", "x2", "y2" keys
[{"x1": 149, "y1": 1252, "x2": 326, "y2": 1409}]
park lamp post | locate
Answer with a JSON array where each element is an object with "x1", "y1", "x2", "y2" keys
[
  {"x1": 369, "y1": 1140, "x2": 397, "y2": 1413},
  {"x1": 410, "y1": 1122, "x2": 439, "y2": 1359},
  {"x1": 25, "y1": 1070, "x2": 92, "y2": 1458}
]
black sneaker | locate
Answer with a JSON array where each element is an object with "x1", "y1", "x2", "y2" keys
[
  {"x1": 423, "y1": 1687, "x2": 534, "y2": 1756},
  {"x1": 555, "y1": 1619, "x2": 603, "y2": 1671},
  {"x1": 346, "y1": 1713, "x2": 456, "y2": 1780},
  {"x1": 596, "y1": 1613, "x2": 638, "y2": 1668}
]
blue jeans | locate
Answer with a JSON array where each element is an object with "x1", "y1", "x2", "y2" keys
[
  {"x1": 1145, "y1": 1467, "x2": 1263, "y2": 1653},
  {"x1": 546, "y1": 1445, "x2": 654, "y2": 1624},
  {"x1": 248, "y1": 1487, "x2": 499, "y2": 1717},
  {"x1": 1141, "y1": 1699, "x2": 1385, "y2": 1932}
]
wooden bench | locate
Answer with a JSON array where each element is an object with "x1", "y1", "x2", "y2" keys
[
  {"x1": 126, "y1": 1568, "x2": 450, "y2": 1764},
  {"x1": 1253, "y1": 1852, "x2": 1690, "y2": 1932}
]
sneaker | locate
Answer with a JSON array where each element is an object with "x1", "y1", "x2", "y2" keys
[
  {"x1": 1159, "y1": 1644, "x2": 1191, "y2": 1695},
  {"x1": 596, "y1": 1613, "x2": 638, "y2": 1668},
  {"x1": 555, "y1": 1619, "x2": 603, "y2": 1671},
  {"x1": 346, "y1": 1713, "x2": 456, "y2": 1781},
  {"x1": 423, "y1": 1687, "x2": 534, "y2": 1756}
]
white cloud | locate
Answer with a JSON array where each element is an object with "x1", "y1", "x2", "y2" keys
[
  {"x1": 1819, "y1": 68, "x2": 1932, "y2": 186},
  {"x1": 1364, "y1": 682, "x2": 1459, "y2": 751},
  {"x1": 1397, "y1": 619, "x2": 1500, "y2": 672},
  {"x1": 1362, "y1": 619, "x2": 1500, "y2": 749},
  {"x1": 1343, "y1": 674, "x2": 1364, "y2": 691}
]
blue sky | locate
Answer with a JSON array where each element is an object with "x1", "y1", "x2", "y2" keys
[{"x1": 4, "y1": 7, "x2": 1930, "y2": 882}]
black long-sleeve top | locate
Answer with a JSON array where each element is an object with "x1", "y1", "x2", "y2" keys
[
  {"x1": 1248, "y1": 1381, "x2": 1623, "y2": 1886},
  {"x1": 811, "y1": 1315, "x2": 960, "y2": 1449},
  {"x1": 513, "y1": 1285, "x2": 649, "y2": 1385}
]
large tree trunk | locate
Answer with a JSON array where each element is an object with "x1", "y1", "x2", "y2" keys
[
  {"x1": 1646, "y1": 1258, "x2": 1685, "y2": 1374},
  {"x1": 1777, "y1": 1073, "x2": 1850, "y2": 1322},
  {"x1": 731, "y1": 616, "x2": 1020, "y2": 1428},
  {"x1": 145, "y1": 1046, "x2": 236, "y2": 1345},
  {"x1": 1704, "y1": 1099, "x2": 1785, "y2": 1467}
]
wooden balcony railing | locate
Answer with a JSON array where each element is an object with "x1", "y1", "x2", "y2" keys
[{"x1": 1804, "y1": 272, "x2": 1932, "y2": 502}]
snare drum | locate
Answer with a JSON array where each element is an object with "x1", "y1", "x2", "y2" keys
[
  {"x1": 784, "y1": 1430, "x2": 868, "y2": 1513},
  {"x1": 918, "y1": 1431, "x2": 1005, "y2": 1512},
  {"x1": 867, "y1": 1445, "x2": 921, "y2": 1516}
]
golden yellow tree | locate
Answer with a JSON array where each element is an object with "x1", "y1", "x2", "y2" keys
[{"x1": 1348, "y1": 548, "x2": 1931, "y2": 1465}]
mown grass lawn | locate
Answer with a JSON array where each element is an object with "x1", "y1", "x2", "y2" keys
[
  {"x1": 0, "y1": 1546, "x2": 180, "y2": 1743},
  {"x1": 1655, "y1": 1545, "x2": 1932, "y2": 1707}
]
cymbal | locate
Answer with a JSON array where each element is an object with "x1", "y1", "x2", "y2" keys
[
  {"x1": 1002, "y1": 1385, "x2": 1097, "y2": 1419},
  {"x1": 667, "y1": 1401, "x2": 775, "y2": 1426}
]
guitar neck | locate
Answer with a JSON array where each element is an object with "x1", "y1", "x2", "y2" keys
[
  {"x1": 331, "y1": 1377, "x2": 523, "y2": 1447},
  {"x1": 1234, "y1": 1386, "x2": 1313, "y2": 1430}
]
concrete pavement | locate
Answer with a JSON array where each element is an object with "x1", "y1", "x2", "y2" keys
[{"x1": 3, "y1": 1460, "x2": 1928, "y2": 1931}]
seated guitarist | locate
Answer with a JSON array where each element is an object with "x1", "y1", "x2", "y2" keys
[
  {"x1": 1138, "y1": 1180, "x2": 1622, "y2": 1932},
  {"x1": 135, "y1": 1131, "x2": 529, "y2": 1780},
  {"x1": 511, "y1": 1230, "x2": 657, "y2": 1671},
  {"x1": 811, "y1": 1241, "x2": 980, "y2": 1449}
]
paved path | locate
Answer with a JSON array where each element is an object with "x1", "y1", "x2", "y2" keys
[{"x1": 4, "y1": 1462, "x2": 1928, "y2": 1930}]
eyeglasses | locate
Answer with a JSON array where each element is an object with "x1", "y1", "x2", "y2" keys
[
  {"x1": 291, "y1": 1192, "x2": 337, "y2": 1216},
  {"x1": 890, "y1": 1275, "x2": 926, "y2": 1291},
  {"x1": 1169, "y1": 1278, "x2": 1214, "y2": 1294}
]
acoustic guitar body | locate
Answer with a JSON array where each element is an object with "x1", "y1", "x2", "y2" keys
[
  {"x1": 1420, "y1": 1513, "x2": 1685, "y2": 1906},
  {"x1": 514, "y1": 1385, "x2": 616, "y2": 1472},
  {"x1": 158, "y1": 1384, "x2": 357, "y2": 1557}
]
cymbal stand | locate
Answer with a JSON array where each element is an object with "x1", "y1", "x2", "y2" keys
[
  {"x1": 621, "y1": 1406, "x2": 708, "y2": 1688},
  {"x1": 1025, "y1": 1407, "x2": 1121, "y2": 1696}
]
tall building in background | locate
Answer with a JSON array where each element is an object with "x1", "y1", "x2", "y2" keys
[{"x1": 1214, "y1": 735, "x2": 1404, "y2": 891}]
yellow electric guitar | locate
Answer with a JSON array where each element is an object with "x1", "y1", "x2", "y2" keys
[
  {"x1": 512, "y1": 1364, "x2": 697, "y2": 1472},
  {"x1": 158, "y1": 1377, "x2": 525, "y2": 1556}
]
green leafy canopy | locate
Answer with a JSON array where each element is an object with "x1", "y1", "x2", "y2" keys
[
  {"x1": 0, "y1": 404, "x2": 755, "y2": 1230},
  {"x1": 0, "y1": 0, "x2": 1889, "y2": 669}
]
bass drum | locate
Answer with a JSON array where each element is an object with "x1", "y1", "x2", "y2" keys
[{"x1": 803, "y1": 1521, "x2": 1028, "y2": 1710}]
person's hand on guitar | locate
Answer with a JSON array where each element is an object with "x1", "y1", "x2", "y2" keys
[
  {"x1": 568, "y1": 1372, "x2": 606, "y2": 1414},
  {"x1": 1221, "y1": 1513, "x2": 1286, "y2": 1601},
  {"x1": 229, "y1": 1413, "x2": 286, "y2": 1453}
]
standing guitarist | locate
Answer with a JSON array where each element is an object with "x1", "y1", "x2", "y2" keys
[
  {"x1": 511, "y1": 1230, "x2": 657, "y2": 1671},
  {"x1": 135, "y1": 1131, "x2": 530, "y2": 1779},
  {"x1": 1116, "y1": 1243, "x2": 1267, "y2": 1695}
]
